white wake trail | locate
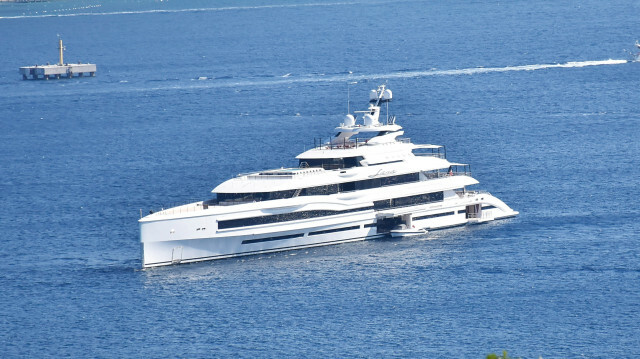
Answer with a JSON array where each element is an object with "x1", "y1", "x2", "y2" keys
[
  {"x1": 110, "y1": 58, "x2": 632, "y2": 95},
  {"x1": 3, "y1": 59, "x2": 628, "y2": 99},
  {"x1": 336, "y1": 59, "x2": 628, "y2": 82},
  {"x1": 221, "y1": 59, "x2": 629, "y2": 88},
  {"x1": 0, "y1": 2, "x2": 360, "y2": 20}
]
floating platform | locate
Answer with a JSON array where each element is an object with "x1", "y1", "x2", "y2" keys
[
  {"x1": 19, "y1": 63, "x2": 96, "y2": 80},
  {"x1": 19, "y1": 38, "x2": 96, "y2": 80}
]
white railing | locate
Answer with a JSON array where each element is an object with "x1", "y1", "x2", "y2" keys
[
  {"x1": 414, "y1": 152, "x2": 446, "y2": 159},
  {"x1": 424, "y1": 171, "x2": 472, "y2": 180},
  {"x1": 248, "y1": 174, "x2": 294, "y2": 180},
  {"x1": 153, "y1": 201, "x2": 207, "y2": 216}
]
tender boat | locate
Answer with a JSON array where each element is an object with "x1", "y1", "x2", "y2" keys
[
  {"x1": 390, "y1": 224, "x2": 427, "y2": 238},
  {"x1": 626, "y1": 41, "x2": 640, "y2": 62},
  {"x1": 139, "y1": 85, "x2": 518, "y2": 268}
]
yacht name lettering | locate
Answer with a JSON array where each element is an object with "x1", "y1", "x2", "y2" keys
[{"x1": 369, "y1": 169, "x2": 397, "y2": 178}]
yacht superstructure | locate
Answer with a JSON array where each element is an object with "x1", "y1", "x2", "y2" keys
[{"x1": 139, "y1": 85, "x2": 518, "y2": 268}]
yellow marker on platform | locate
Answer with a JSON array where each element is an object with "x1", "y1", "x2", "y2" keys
[{"x1": 58, "y1": 38, "x2": 64, "y2": 65}]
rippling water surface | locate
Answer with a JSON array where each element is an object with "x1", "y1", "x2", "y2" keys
[{"x1": 1, "y1": 0, "x2": 639, "y2": 357}]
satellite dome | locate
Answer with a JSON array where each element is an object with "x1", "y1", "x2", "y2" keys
[
  {"x1": 369, "y1": 89, "x2": 379, "y2": 102},
  {"x1": 382, "y1": 89, "x2": 392, "y2": 101},
  {"x1": 364, "y1": 114, "x2": 377, "y2": 126},
  {"x1": 343, "y1": 114, "x2": 355, "y2": 127}
]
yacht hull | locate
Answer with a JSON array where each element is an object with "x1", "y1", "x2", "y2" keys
[
  {"x1": 142, "y1": 227, "x2": 381, "y2": 268},
  {"x1": 140, "y1": 193, "x2": 517, "y2": 268},
  {"x1": 138, "y1": 85, "x2": 519, "y2": 268}
]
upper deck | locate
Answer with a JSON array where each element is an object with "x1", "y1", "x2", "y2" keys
[
  {"x1": 142, "y1": 166, "x2": 477, "y2": 220},
  {"x1": 140, "y1": 84, "x2": 482, "y2": 220}
]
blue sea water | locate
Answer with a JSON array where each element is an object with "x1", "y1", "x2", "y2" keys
[{"x1": 1, "y1": 0, "x2": 640, "y2": 357}]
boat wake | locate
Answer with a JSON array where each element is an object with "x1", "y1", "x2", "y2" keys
[
  {"x1": 4, "y1": 59, "x2": 630, "y2": 98},
  {"x1": 0, "y1": 2, "x2": 361, "y2": 20},
  {"x1": 220, "y1": 59, "x2": 629, "y2": 88},
  {"x1": 379, "y1": 59, "x2": 629, "y2": 79}
]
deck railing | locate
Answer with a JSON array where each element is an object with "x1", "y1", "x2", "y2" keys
[
  {"x1": 147, "y1": 200, "x2": 206, "y2": 217},
  {"x1": 455, "y1": 190, "x2": 490, "y2": 199},
  {"x1": 423, "y1": 170, "x2": 472, "y2": 179},
  {"x1": 313, "y1": 136, "x2": 414, "y2": 150},
  {"x1": 314, "y1": 137, "x2": 362, "y2": 150},
  {"x1": 414, "y1": 152, "x2": 446, "y2": 159}
]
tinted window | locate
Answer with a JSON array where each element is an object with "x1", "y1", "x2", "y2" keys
[
  {"x1": 298, "y1": 156, "x2": 362, "y2": 170},
  {"x1": 218, "y1": 190, "x2": 444, "y2": 229},
  {"x1": 218, "y1": 206, "x2": 375, "y2": 229},
  {"x1": 300, "y1": 184, "x2": 339, "y2": 196},
  {"x1": 215, "y1": 172, "x2": 422, "y2": 204}
]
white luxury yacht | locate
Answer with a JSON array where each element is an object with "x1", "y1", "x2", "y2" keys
[{"x1": 139, "y1": 85, "x2": 518, "y2": 268}]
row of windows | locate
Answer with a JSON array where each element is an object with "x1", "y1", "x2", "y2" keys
[
  {"x1": 412, "y1": 206, "x2": 497, "y2": 221},
  {"x1": 414, "y1": 211, "x2": 455, "y2": 221},
  {"x1": 299, "y1": 156, "x2": 363, "y2": 170},
  {"x1": 240, "y1": 225, "x2": 366, "y2": 245},
  {"x1": 374, "y1": 191, "x2": 444, "y2": 210},
  {"x1": 350, "y1": 173, "x2": 419, "y2": 191},
  {"x1": 218, "y1": 206, "x2": 375, "y2": 230},
  {"x1": 300, "y1": 184, "x2": 339, "y2": 196},
  {"x1": 241, "y1": 233, "x2": 304, "y2": 245},
  {"x1": 308, "y1": 225, "x2": 360, "y2": 236},
  {"x1": 236, "y1": 204, "x2": 485, "y2": 243},
  {"x1": 214, "y1": 172, "x2": 421, "y2": 204},
  {"x1": 216, "y1": 190, "x2": 296, "y2": 203},
  {"x1": 232, "y1": 203, "x2": 485, "y2": 237},
  {"x1": 218, "y1": 190, "x2": 445, "y2": 230}
]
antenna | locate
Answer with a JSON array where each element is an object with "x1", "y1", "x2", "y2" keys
[
  {"x1": 386, "y1": 100, "x2": 389, "y2": 124},
  {"x1": 347, "y1": 81, "x2": 357, "y2": 114}
]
